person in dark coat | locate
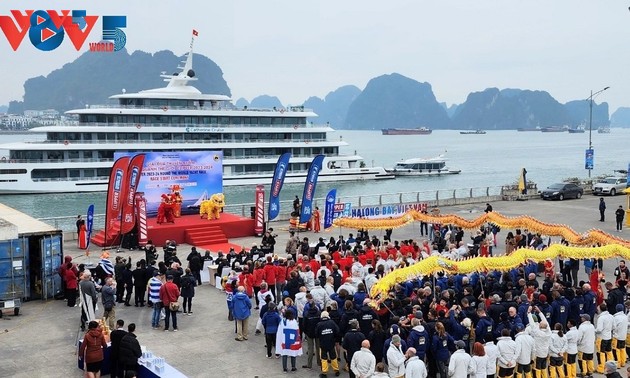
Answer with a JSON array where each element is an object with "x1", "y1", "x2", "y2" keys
[
  {"x1": 132, "y1": 261, "x2": 147, "y2": 307},
  {"x1": 109, "y1": 319, "x2": 127, "y2": 378},
  {"x1": 122, "y1": 263, "x2": 134, "y2": 306},
  {"x1": 599, "y1": 198, "x2": 606, "y2": 222},
  {"x1": 180, "y1": 268, "x2": 196, "y2": 314},
  {"x1": 342, "y1": 319, "x2": 366, "y2": 378},
  {"x1": 118, "y1": 323, "x2": 142, "y2": 375},
  {"x1": 302, "y1": 300, "x2": 322, "y2": 369},
  {"x1": 317, "y1": 311, "x2": 341, "y2": 376},
  {"x1": 186, "y1": 247, "x2": 203, "y2": 286}
]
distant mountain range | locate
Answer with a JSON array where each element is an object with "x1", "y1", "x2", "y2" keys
[{"x1": 6, "y1": 49, "x2": 627, "y2": 130}]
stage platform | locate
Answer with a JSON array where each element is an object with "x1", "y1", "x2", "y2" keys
[{"x1": 91, "y1": 213, "x2": 256, "y2": 251}]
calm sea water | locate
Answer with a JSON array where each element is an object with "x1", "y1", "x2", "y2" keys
[{"x1": 0, "y1": 129, "x2": 627, "y2": 220}]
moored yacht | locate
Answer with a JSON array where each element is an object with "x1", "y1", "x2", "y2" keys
[
  {"x1": 0, "y1": 36, "x2": 394, "y2": 194},
  {"x1": 385, "y1": 154, "x2": 461, "y2": 176}
]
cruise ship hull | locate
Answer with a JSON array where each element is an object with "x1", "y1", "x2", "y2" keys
[{"x1": 0, "y1": 166, "x2": 395, "y2": 194}]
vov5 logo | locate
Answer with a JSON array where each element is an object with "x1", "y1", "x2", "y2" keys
[{"x1": 0, "y1": 10, "x2": 126, "y2": 52}]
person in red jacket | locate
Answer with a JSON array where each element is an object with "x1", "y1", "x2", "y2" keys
[
  {"x1": 64, "y1": 263, "x2": 79, "y2": 307},
  {"x1": 159, "y1": 275, "x2": 180, "y2": 331},
  {"x1": 79, "y1": 320, "x2": 107, "y2": 378},
  {"x1": 252, "y1": 261, "x2": 265, "y2": 309},
  {"x1": 239, "y1": 265, "x2": 254, "y2": 298}
]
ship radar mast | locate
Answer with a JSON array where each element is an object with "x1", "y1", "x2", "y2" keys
[{"x1": 161, "y1": 29, "x2": 198, "y2": 87}]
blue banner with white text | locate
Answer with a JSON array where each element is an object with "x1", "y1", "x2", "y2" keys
[
  {"x1": 268, "y1": 152, "x2": 292, "y2": 221},
  {"x1": 86, "y1": 204, "x2": 94, "y2": 249},
  {"x1": 324, "y1": 189, "x2": 337, "y2": 229},
  {"x1": 300, "y1": 155, "x2": 325, "y2": 224}
]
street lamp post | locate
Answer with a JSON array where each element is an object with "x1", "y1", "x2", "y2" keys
[{"x1": 586, "y1": 86, "x2": 610, "y2": 178}]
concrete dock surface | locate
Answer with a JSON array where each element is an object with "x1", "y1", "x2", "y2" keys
[{"x1": 1, "y1": 194, "x2": 628, "y2": 377}]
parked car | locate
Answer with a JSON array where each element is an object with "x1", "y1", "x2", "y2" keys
[
  {"x1": 592, "y1": 177, "x2": 627, "y2": 196},
  {"x1": 540, "y1": 183, "x2": 583, "y2": 200}
]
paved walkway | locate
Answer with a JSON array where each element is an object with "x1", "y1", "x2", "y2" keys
[{"x1": 0, "y1": 194, "x2": 628, "y2": 377}]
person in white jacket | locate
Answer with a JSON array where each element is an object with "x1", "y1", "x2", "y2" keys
[
  {"x1": 386, "y1": 334, "x2": 406, "y2": 378},
  {"x1": 404, "y1": 347, "x2": 428, "y2": 378},
  {"x1": 496, "y1": 329, "x2": 517, "y2": 378},
  {"x1": 549, "y1": 323, "x2": 568, "y2": 378},
  {"x1": 595, "y1": 303, "x2": 615, "y2": 374},
  {"x1": 350, "y1": 340, "x2": 376, "y2": 378},
  {"x1": 613, "y1": 303, "x2": 628, "y2": 368},
  {"x1": 471, "y1": 342, "x2": 488, "y2": 378},
  {"x1": 526, "y1": 309, "x2": 551, "y2": 378},
  {"x1": 483, "y1": 334, "x2": 499, "y2": 378},
  {"x1": 514, "y1": 324, "x2": 535, "y2": 378},
  {"x1": 448, "y1": 340, "x2": 475, "y2": 378},
  {"x1": 565, "y1": 319, "x2": 579, "y2": 378},
  {"x1": 577, "y1": 313, "x2": 596, "y2": 376}
]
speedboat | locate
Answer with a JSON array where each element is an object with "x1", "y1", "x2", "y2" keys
[{"x1": 386, "y1": 154, "x2": 461, "y2": 176}]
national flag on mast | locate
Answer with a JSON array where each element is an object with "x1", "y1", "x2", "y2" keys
[
  {"x1": 299, "y1": 155, "x2": 325, "y2": 224},
  {"x1": 192, "y1": 29, "x2": 198, "y2": 36},
  {"x1": 104, "y1": 156, "x2": 131, "y2": 243},
  {"x1": 268, "y1": 152, "x2": 292, "y2": 221}
]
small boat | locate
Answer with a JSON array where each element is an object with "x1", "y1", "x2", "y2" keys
[
  {"x1": 385, "y1": 154, "x2": 461, "y2": 176},
  {"x1": 567, "y1": 127, "x2": 585, "y2": 134},
  {"x1": 598, "y1": 127, "x2": 611, "y2": 134},
  {"x1": 459, "y1": 129, "x2": 486, "y2": 135},
  {"x1": 517, "y1": 127, "x2": 540, "y2": 132},
  {"x1": 540, "y1": 126, "x2": 568, "y2": 132},
  {"x1": 381, "y1": 127, "x2": 432, "y2": 135}
]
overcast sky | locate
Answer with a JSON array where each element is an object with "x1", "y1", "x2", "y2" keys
[{"x1": 1, "y1": 0, "x2": 629, "y2": 112}]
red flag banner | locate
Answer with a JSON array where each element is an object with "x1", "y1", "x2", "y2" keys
[
  {"x1": 105, "y1": 156, "x2": 131, "y2": 241},
  {"x1": 120, "y1": 154, "x2": 145, "y2": 234}
]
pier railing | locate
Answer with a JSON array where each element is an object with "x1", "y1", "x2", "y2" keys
[{"x1": 40, "y1": 185, "x2": 507, "y2": 235}]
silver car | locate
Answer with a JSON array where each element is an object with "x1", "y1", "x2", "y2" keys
[{"x1": 592, "y1": 177, "x2": 627, "y2": 196}]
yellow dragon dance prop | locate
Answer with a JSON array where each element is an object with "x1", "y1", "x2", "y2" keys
[
  {"x1": 330, "y1": 210, "x2": 630, "y2": 301},
  {"x1": 332, "y1": 210, "x2": 630, "y2": 247}
]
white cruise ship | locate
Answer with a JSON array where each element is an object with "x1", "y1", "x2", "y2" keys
[{"x1": 0, "y1": 38, "x2": 394, "y2": 194}]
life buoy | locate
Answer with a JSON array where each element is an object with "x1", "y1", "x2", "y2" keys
[
  {"x1": 1, "y1": 157, "x2": 6, "y2": 161},
  {"x1": 63, "y1": 140, "x2": 69, "y2": 146},
  {"x1": 162, "y1": 106, "x2": 168, "y2": 112},
  {"x1": 293, "y1": 125, "x2": 298, "y2": 130},
  {"x1": 305, "y1": 140, "x2": 310, "y2": 144},
  {"x1": 136, "y1": 124, "x2": 142, "y2": 129}
]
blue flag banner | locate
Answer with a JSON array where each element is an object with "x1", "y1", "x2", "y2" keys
[
  {"x1": 86, "y1": 204, "x2": 94, "y2": 249},
  {"x1": 585, "y1": 149, "x2": 594, "y2": 170},
  {"x1": 627, "y1": 163, "x2": 630, "y2": 187},
  {"x1": 324, "y1": 189, "x2": 337, "y2": 229},
  {"x1": 300, "y1": 155, "x2": 325, "y2": 224},
  {"x1": 268, "y1": 152, "x2": 292, "y2": 221}
]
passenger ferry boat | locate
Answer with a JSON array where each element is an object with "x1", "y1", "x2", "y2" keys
[
  {"x1": 385, "y1": 154, "x2": 461, "y2": 176},
  {"x1": 0, "y1": 37, "x2": 394, "y2": 194}
]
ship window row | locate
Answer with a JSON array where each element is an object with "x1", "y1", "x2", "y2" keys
[
  {"x1": 79, "y1": 114, "x2": 307, "y2": 126},
  {"x1": 30, "y1": 163, "x2": 313, "y2": 180},
  {"x1": 47, "y1": 132, "x2": 326, "y2": 142},
  {"x1": 11, "y1": 147, "x2": 338, "y2": 162}
]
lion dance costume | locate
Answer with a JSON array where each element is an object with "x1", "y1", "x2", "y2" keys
[{"x1": 200, "y1": 193, "x2": 225, "y2": 220}]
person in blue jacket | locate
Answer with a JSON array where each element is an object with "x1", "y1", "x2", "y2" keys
[
  {"x1": 475, "y1": 307, "x2": 494, "y2": 342},
  {"x1": 232, "y1": 286, "x2": 252, "y2": 341},
  {"x1": 431, "y1": 322, "x2": 455, "y2": 378},
  {"x1": 406, "y1": 318, "x2": 429, "y2": 361},
  {"x1": 583, "y1": 284, "x2": 597, "y2": 319},
  {"x1": 569, "y1": 288, "x2": 586, "y2": 324},
  {"x1": 551, "y1": 290, "x2": 570, "y2": 328},
  {"x1": 262, "y1": 302, "x2": 281, "y2": 358}
]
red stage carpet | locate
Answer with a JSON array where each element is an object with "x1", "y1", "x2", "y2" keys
[{"x1": 92, "y1": 213, "x2": 255, "y2": 249}]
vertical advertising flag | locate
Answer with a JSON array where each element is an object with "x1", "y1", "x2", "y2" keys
[
  {"x1": 120, "y1": 154, "x2": 146, "y2": 234},
  {"x1": 585, "y1": 149, "x2": 594, "y2": 170},
  {"x1": 627, "y1": 163, "x2": 630, "y2": 188},
  {"x1": 105, "y1": 156, "x2": 131, "y2": 241},
  {"x1": 300, "y1": 155, "x2": 325, "y2": 224},
  {"x1": 85, "y1": 204, "x2": 94, "y2": 249},
  {"x1": 254, "y1": 185, "x2": 265, "y2": 236},
  {"x1": 268, "y1": 152, "x2": 292, "y2": 221},
  {"x1": 135, "y1": 192, "x2": 148, "y2": 246},
  {"x1": 324, "y1": 189, "x2": 337, "y2": 229}
]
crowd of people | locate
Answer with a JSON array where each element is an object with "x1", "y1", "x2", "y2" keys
[
  {"x1": 214, "y1": 217, "x2": 630, "y2": 378},
  {"x1": 62, "y1": 202, "x2": 630, "y2": 378}
]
